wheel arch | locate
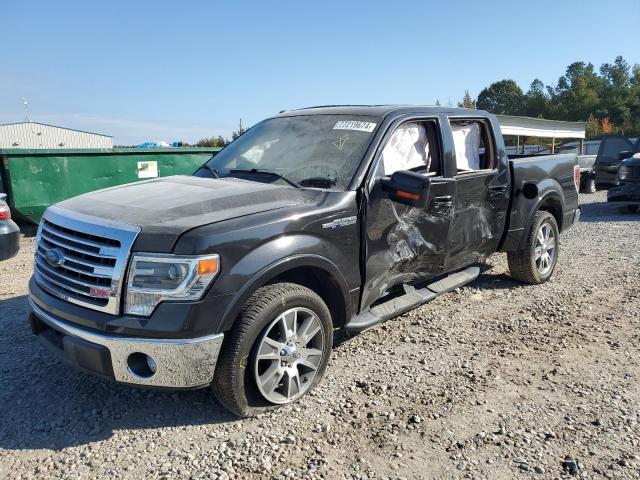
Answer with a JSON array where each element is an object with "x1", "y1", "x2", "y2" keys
[
  {"x1": 215, "y1": 254, "x2": 351, "y2": 333},
  {"x1": 537, "y1": 194, "x2": 563, "y2": 231},
  {"x1": 521, "y1": 190, "x2": 564, "y2": 245}
]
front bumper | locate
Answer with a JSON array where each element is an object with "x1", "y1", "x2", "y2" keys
[
  {"x1": 29, "y1": 296, "x2": 224, "y2": 388},
  {"x1": 607, "y1": 182, "x2": 640, "y2": 204}
]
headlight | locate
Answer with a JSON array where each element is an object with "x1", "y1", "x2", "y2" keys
[
  {"x1": 618, "y1": 165, "x2": 629, "y2": 180},
  {"x1": 125, "y1": 253, "x2": 220, "y2": 316}
]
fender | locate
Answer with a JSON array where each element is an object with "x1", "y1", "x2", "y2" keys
[
  {"x1": 500, "y1": 178, "x2": 565, "y2": 252},
  {"x1": 516, "y1": 185, "x2": 564, "y2": 250},
  {"x1": 214, "y1": 244, "x2": 352, "y2": 333}
]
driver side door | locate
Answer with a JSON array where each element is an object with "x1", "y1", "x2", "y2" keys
[{"x1": 360, "y1": 118, "x2": 455, "y2": 310}]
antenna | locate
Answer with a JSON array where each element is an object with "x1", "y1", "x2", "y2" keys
[{"x1": 22, "y1": 98, "x2": 30, "y2": 122}]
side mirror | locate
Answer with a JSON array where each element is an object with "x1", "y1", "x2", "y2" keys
[
  {"x1": 380, "y1": 170, "x2": 431, "y2": 207},
  {"x1": 618, "y1": 150, "x2": 634, "y2": 161}
]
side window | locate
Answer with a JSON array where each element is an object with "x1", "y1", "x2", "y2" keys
[
  {"x1": 379, "y1": 121, "x2": 441, "y2": 177},
  {"x1": 598, "y1": 136, "x2": 637, "y2": 158},
  {"x1": 450, "y1": 120, "x2": 495, "y2": 173}
]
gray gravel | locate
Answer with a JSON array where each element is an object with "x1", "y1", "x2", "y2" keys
[{"x1": 1, "y1": 191, "x2": 639, "y2": 479}]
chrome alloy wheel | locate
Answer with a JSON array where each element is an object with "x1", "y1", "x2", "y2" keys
[
  {"x1": 254, "y1": 307, "x2": 324, "y2": 404},
  {"x1": 535, "y1": 222, "x2": 556, "y2": 275}
]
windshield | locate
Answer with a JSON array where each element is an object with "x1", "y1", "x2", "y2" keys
[{"x1": 194, "y1": 115, "x2": 379, "y2": 190}]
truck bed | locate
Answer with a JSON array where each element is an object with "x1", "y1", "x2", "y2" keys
[{"x1": 501, "y1": 153, "x2": 579, "y2": 251}]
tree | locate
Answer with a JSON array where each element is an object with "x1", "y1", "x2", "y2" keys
[
  {"x1": 476, "y1": 80, "x2": 525, "y2": 115},
  {"x1": 599, "y1": 56, "x2": 632, "y2": 129},
  {"x1": 600, "y1": 117, "x2": 614, "y2": 134},
  {"x1": 473, "y1": 56, "x2": 640, "y2": 138},
  {"x1": 195, "y1": 135, "x2": 228, "y2": 147},
  {"x1": 525, "y1": 79, "x2": 549, "y2": 118},
  {"x1": 585, "y1": 114, "x2": 599, "y2": 138},
  {"x1": 548, "y1": 62, "x2": 602, "y2": 121},
  {"x1": 458, "y1": 90, "x2": 475, "y2": 109},
  {"x1": 231, "y1": 118, "x2": 247, "y2": 141}
]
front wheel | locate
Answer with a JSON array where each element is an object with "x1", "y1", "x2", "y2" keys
[
  {"x1": 212, "y1": 283, "x2": 332, "y2": 417},
  {"x1": 507, "y1": 211, "x2": 560, "y2": 284}
]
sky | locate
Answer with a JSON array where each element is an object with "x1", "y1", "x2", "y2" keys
[{"x1": 1, "y1": 0, "x2": 639, "y2": 145}]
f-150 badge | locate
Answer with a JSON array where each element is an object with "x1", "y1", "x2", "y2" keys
[{"x1": 322, "y1": 216, "x2": 357, "y2": 229}]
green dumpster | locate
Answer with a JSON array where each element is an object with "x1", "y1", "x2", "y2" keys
[{"x1": 0, "y1": 147, "x2": 220, "y2": 224}]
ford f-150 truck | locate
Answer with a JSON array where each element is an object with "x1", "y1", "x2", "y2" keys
[{"x1": 27, "y1": 106, "x2": 580, "y2": 416}]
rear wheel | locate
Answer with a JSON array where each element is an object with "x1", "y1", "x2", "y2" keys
[
  {"x1": 507, "y1": 211, "x2": 560, "y2": 284},
  {"x1": 212, "y1": 282, "x2": 332, "y2": 417},
  {"x1": 581, "y1": 176, "x2": 596, "y2": 194}
]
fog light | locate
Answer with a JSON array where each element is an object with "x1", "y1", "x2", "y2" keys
[{"x1": 127, "y1": 352, "x2": 157, "y2": 378}]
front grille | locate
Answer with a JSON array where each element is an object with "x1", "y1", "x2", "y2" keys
[
  {"x1": 34, "y1": 206, "x2": 140, "y2": 314},
  {"x1": 628, "y1": 165, "x2": 640, "y2": 181}
]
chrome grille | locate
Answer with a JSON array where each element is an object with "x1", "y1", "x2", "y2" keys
[{"x1": 34, "y1": 206, "x2": 140, "y2": 314}]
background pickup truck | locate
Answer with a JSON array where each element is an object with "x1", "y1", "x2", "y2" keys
[
  {"x1": 594, "y1": 134, "x2": 640, "y2": 189},
  {"x1": 27, "y1": 106, "x2": 580, "y2": 416}
]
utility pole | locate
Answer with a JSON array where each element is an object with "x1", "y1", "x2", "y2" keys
[{"x1": 22, "y1": 98, "x2": 31, "y2": 122}]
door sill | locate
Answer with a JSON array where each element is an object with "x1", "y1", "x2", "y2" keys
[{"x1": 345, "y1": 266, "x2": 479, "y2": 332}]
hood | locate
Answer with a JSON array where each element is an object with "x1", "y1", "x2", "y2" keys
[
  {"x1": 622, "y1": 153, "x2": 640, "y2": 166},
  {"x1": 56, "y1": 176, "x2": 319, "y2": 251}
]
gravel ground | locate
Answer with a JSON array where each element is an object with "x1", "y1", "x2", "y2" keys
[{"x1": 1, "y1": 191, "x2": 639, "y2": 480}]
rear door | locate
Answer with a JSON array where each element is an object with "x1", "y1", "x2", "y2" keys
[
  {"x1": 361, "y1": 117, "x2": 455, "y2": 310},
  {"x1": 444, "y1": 117, "x2": 510, "y2": 271},
  {"x1": 595, "y1": 135, "x2": 639, "y2": 189}
]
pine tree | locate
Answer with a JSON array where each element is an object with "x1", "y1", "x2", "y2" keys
[{"x1": 461, "y1": 90, "x2": 475, "y2": 108}]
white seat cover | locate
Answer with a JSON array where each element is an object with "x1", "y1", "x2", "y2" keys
[
  {"x1": 382, "y1": 123, "x2": 429, "y2": 175},
  {"x1": 451, "y1": 123, "x2": 481, "y2": 170}
]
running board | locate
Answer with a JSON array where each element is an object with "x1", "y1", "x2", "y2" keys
[
  {"x1": 427, "y1": 266, "x2": 480, "y2": 294},
  {"x1": 345, "y1": 266, "x2": 480, "y2": 332}
]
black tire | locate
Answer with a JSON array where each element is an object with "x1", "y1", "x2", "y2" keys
[
  {"x1": 507, "y1": 211, "x2": 560, "y2": 284},
  {"x1": 211, "y1": 282, "x2": 332, "y2": 417},
  {"x1": 581, "y1": 176, "x2": 596, "y2": 194}
]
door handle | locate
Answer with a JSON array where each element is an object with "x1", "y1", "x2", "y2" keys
[
  {"x1": 433, "y1": 195, "x2": 453, "y2": 208},
  {"x1": 489, "y1": 185, "x2": 508, "y2": 199}
]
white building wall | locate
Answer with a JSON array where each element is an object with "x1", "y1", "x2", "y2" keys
[{"x1": 0, "y1": 122, "x2": 113, "y2": 149}]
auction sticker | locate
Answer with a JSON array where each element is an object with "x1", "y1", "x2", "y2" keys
[{"x1": 333, "y1": 120, "x2": 377, "y2": 132}]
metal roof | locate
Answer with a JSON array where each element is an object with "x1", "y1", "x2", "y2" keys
[
  {"x1": 496, "y1": 115, "x2": 586, "y2": 139},
  {"x1": 0, "y1": 122, "x2": 113, "y2": 149},
  {"x1": 0, "y1": 121, "x2": 112, "y2": 137}
]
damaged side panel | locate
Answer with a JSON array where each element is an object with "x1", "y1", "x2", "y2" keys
[
  {"x1": 445, "y1": 168, "x2": 510, "y2": 270},
  {"x1": 360, "y1": 178, "x2": 455, "y2": 310}
]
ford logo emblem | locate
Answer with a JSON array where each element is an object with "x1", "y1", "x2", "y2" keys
[{"x1": 45, "y1": 248, "x2": 66, "y2": 267}]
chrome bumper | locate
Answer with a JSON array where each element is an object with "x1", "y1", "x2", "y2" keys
[{"x1": 29, "y1": 297, "x2": 224, "y2": 388}]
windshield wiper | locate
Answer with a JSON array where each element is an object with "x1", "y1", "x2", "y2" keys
[
  {"x1": 229, "y1": 168, "x2": 301, "y2": 188},
  {"x1": 201, "y1": 163, "x2": 220, "y2": 178},
  {"x1": 299, "y1": 177, "x2": 337, "y2": 188}
]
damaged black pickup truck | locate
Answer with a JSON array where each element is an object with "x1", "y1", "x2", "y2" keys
[{"x1": 28, "y1": 106, "x2": 580, "y2": 416}]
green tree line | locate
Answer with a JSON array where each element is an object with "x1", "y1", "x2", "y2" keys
[
  {"x1": 468, "y1": 56, "x2": 640, "y2": 139},
  {"x1": 189, "y1": 119, "x2": 247, "y2": 147}
]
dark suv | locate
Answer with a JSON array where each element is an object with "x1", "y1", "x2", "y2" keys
[{"x1": 608, "y1": 153, "x2": 640, "y2": 213}]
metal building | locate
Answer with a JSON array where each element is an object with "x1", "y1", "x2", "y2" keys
[{"x1": 0, "y1": 122, "x2": 112, "y2": 149}]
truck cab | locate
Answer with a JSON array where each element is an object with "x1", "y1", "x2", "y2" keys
[{"x1": 28, "y1": 106, "x2": 579, "y2": 416}]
